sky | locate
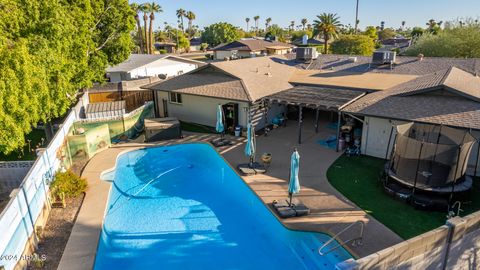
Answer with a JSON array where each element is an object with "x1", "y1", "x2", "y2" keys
[{"x1": 131, "y1": 0, "x2": 480, "y2": 31}]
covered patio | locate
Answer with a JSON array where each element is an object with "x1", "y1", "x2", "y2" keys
[{"x1": 263, "y1": 85, "x2": 366, "y2": 148}]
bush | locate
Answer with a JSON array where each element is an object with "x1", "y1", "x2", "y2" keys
[
  {"x1": 331, "y1": 35, "x2": 375, "y2": 56},
  {"x1": 158, "y1": 49, "x2": 167, "y2": 54},
  {"x1": 50, "y1": 170, "x2": 87, "y2": 198}
]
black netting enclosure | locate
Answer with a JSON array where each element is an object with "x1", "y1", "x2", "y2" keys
[{"x1": 388, "y1": 123, "x2": 476, "y2": 192}]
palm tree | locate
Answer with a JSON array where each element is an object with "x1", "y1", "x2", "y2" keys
[
  {"x1": 426, "y1": 19, "x2": 443, "y2": 34},
  {"x1": 354, "y1": 0, "x2": 359, "y2": 34},
  {"x1": 140, "y1": 3, "x2": 150, "y2": 54},
  {"x1": 380, "y1": 21, "x2": 385, "y2": 30},
  {"x1": 313, "y1": 13, "x2": 342, "y2": 54},
  {"x1": 185, "y1": 11, "x2": 196, "y2": 38},
  {"x1": 401, "y1": 20, "x2": 406, "y2": 30},
  {"x1": 176, "y1": 8, "x2": 186, "y2": 33},
  {"x1": 265, "y1": 17, "x2": 272, "y2": 31},
  {"x1": 245, "y1": 17, "x2": 250, "y2": 32},
  {"x1": 307, "y1": 24, "x2": 312, "y2": 31},
  {"x1": 253, "y1": 15, "x2": 260, "y2": 34},
  {"x1": 130, "y1": 3, "x2": 144, "y2": 54},
  {"x1": 148, "y1": 2, "x2": 162, "y2": 54},
  {"x1": 290, "y1": 21, "x2": 295, "y2": 31},
  {"x1": 301, "y1": 18, "x2": 307, "y2": 30}
]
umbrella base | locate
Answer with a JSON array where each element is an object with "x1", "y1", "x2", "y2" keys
[
  {"x1": 210, "y1": 138, "x2": 232, "y2": 147},
  {"x1": 272, "y1": 199, "x2": 310, "y2": 219},
  {"x1": 237, "y1": 162, "x2": 266, "y2": 175}
]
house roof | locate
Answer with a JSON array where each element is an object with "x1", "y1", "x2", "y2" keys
[
  {"x1": 283, "y1": 54, "x2": 480, "y2": 76},
  {"x1": 144, "y1": 56, "x2": 296, "y2": 102},
  {"x1": 106, "y1": 54, "x2": 203, "y2": 73},
  {"x1": 265, "y1": 85, "x2": 366, "y2": 111},
  {"x1": 213, "y1": 39, "x2": 294, "y2": 52},
  {"x1": 343, "y1": 67, "x2": 480, "y2": 130}
]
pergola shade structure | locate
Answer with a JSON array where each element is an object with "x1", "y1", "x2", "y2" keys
[{"x1": 263, "y1": 85, "x2": 366, "y2": 145}]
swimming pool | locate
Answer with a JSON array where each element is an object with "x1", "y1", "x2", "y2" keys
[{"x1": 94, "y1": 143, "x2": 352, "y2": 269}]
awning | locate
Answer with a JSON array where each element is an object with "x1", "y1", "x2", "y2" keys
[{"x1": 264, "y1": 85, "x2": 366, "y2": 111}]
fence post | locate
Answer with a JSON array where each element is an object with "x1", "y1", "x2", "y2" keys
[{"x1": 20, "y1": 186, "x2": 38, "y2": 248}]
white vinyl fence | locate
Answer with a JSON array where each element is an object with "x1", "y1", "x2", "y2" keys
[{"x1": 0, "y1": 110, "x2": 78, "y2": 270}]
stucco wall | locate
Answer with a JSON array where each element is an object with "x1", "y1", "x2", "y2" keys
[{"x1": 156, "y1": 91, "x2": 250, "y2": 128}]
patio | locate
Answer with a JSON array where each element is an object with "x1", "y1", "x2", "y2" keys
[{"x1": 58, "y1": 120, "x2": 402, "y2": 270}]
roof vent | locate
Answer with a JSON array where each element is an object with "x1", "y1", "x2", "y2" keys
[{"x1": 265, "y1": 72, "x2": 272, "y2": 77}]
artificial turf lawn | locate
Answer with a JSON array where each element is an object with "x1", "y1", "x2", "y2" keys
[
  {"x1": 0, "y1": 129, "x2": 47, "y2": 161},
  {"x1": 180, "y1": 121, "x2": 215, "y2": 133},
  {"x1": 327, "y1": 155, "x2": 480, "y2": 240}
]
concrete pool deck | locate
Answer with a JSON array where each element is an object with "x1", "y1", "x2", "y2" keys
[{"x1": 58, "y1": 121, "x2": 402, "y2": 269}]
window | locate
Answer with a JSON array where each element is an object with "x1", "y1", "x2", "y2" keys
[{"x1": 169, "y1": 92, "x2": 182, "y2": 104}]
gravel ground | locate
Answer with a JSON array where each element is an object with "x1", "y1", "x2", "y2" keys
[{"x1": 28, "y1": 194, "x2": 85, "y2": 270}]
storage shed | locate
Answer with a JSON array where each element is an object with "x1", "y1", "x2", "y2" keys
[{"x1": 86, "y1": 101, "x2": 126, "y2": 119}]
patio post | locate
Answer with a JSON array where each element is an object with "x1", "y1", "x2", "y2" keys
[
  {"x1": 336, "y1": 111, "x2": 341, "y2": 152},
  {"x1": 298, "y1": 105, "x2": 303, "y2": 144},
  {"x1": 314, "y1": 108, "x2": 319, "y2": 133}
]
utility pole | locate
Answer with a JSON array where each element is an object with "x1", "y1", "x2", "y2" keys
[{"x1": 354, "y1": 0, "x2": 359, "y2": 34}]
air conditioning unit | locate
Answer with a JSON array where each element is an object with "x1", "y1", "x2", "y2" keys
[
  {"x1": 372, "y1": 51, "x2": 396, "y2": 65},
  {"x1": 296, "y1": 47, "x2": 318, "y2": 61}
]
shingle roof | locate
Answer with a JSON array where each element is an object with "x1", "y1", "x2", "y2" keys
[
  {"x1": 213, "y1": 39, "x2": 294, "y2": 52},
  {"x1": 282, "y1": 54, "x2": 480, "y2": 76},
  {"x1": 106, "y1": 54, "x2": 203, "y2": 73},
  {"x1": 146, "y1": 67, "x2": 250, "y2": 101},
  {"x1": 343, "y1": 67, "x2": 480, "y2": 130},
  {"x1": 145, "y1": 56, "x2": 296, "y2": 102}
]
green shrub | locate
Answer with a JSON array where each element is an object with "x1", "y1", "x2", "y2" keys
[
  {"x1": 158, "y1": 49, "x2": 167, "y2": 54},
  {"x1": 331, "y1": 35, "x2": 375, "y2": 56},
  {"x1": 51, "y1": 170, "x2": 87, "y2": 198}
]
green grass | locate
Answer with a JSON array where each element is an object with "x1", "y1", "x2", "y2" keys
[
  {"x1": 0, "y1": 129, "x2": 47, "y2": 161},
  {"x1": 180, "y1": 121, "x2": 215, "y2": 134},
  {"x1": 327, "y1": 155, "x2": 480, "y2": 239}
]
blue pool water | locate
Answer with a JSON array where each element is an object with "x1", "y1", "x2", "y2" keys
[{"x1": 94, "y1": 143, "x2": 352, "y2": 269}]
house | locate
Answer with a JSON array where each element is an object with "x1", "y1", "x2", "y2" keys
[
  {"x1": 106, "y1": 54, "x2": 204, "y2": 82},
  {"x1": 144, "y1": 56, "x2": 296, "y2": 133},
  {"x1": 380, "y1": 37, "x2": 411, "y2": 52},
  {"x1": 212, "y1": 39, "x2": 294, "y2": 60},
  {"x1": 189, "y1": 37, "x2": 204, "y2": 52},
  {"x1": 154, "y1": 42, "x2": 177, "y2": 53},
  {"x1": 144, "y1": 53, "x2": 480, "y2": 175}
]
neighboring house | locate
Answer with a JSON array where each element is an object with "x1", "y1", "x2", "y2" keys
[
  {"x1": 189, "y1": 37, "x2": 204, "y2": 52},
  {"x1": 380, "y1": 37, "x2": 411, "y2": 52},
  {"x1": 212, "y1": 39, "x2": 294, "y2": 60},
  {"x1": 154, "y1": 42, "x2": 177, "y2": 53},
  {"x1": 106, "y1": 54, "x2": 204, "y2": 82}
]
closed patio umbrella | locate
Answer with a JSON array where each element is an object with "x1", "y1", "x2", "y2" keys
[
  {"x1": 288, "y1": 148, "x2": 300, "y2": 206},
  {"x1": 244, "y1": 122, "x2": 256, "y2": 166},
  {"x1": 216, "y1": 104, "x2": 224, "y2": 138}
]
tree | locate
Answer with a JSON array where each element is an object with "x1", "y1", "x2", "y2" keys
[
  {"x1": 364, "y1": 26, "x2": 378, "y2": 40},
  {"x1": 401, "y1": 21, "x2": 406, "y2": 30},
  {"x1": 380, "y1": 21, "x2": 385, "y2": 30},
  {"x1": 140, "y1": 3, "x2": 150, "y2": 53},
  {"x1": 405, "y1": 21, "x2": 480, "y2": 58},
  {"x1": 377, "y1": 28, "x2": 395, "y2": 40},
  {"x1": 176, "y1": 8, "x2": 186, "y2": 32},
  {"x1": 290, "y1": 21, "x2": 295, "y2": 31},
  {"x1": 130, "y1": 3, "x2": 144, "y2": 53},
  {"x1": 253, "y1": 15, "x2": 260, "y2": 34},
  {"x1": 426, "y1": 19, "x2": 443, "y2": 35},
  {"x1": 148, "y1": 2, "x2": 162, "y2": 54},
  {"x1": 201, "y1": 22, "x2": 241, "y2": 47},
  {"x1": 245, "y1": 17, "x2": 250, "y2": 32},
  {"x1": 265, "y1": 17, "x2": 272, "y2": 31},
  {"x1": 410, "y1": 27, "x2": 424, "y2": 38},
  {"x1": 186, "y1": 11, "x2": 196, "y2": 38},
  {"x1": 330, "y1": 35, "x2": 375, "y2": 56},
  {"x1": 313, "y1": 13, "x2": 342, "y2": 54},
  {"x1": 0, "y1": 0, "x2": 134, "y2": 154},
  {"x1": 301, "y1": 18, "x2": 308, "y2": 30}
]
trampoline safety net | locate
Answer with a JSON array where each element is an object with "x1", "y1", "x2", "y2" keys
[{"x1": 390, "y1": 123, "x2": 476, "y2": 188}]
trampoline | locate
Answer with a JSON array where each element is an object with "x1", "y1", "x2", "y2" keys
[{"x1": 384, "y1": 123, "x2": 477, "y2": 210}]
